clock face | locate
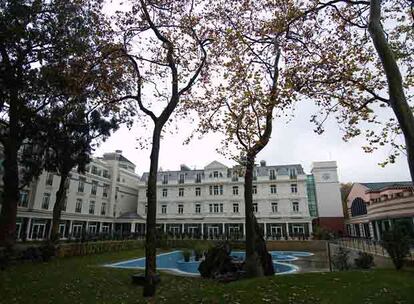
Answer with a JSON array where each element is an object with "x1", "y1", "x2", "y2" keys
[{"x1": 322, "y1": 173, "x2": 330, "y2": 181}]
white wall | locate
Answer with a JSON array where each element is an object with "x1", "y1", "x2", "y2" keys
[{"x1": 312, "y1": 161, "x2": 344, "y2": 217}]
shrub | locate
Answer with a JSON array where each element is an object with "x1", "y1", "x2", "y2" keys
[
  {"x1": 332, "y1": 246, "x2": 350, "y2": 271},
  {"x1": 40, "y1": 242, "x2": 56, "y2": 262},
  {"x1": 354, "y1": 252, "x2": 374, "y2": 269},
  {"x1": 382, "y1": 226, "x2": 410, "y2": 270},
  {"x1": 182, "y1": 249, "x2": 191, "y2": 262},
  {"x1": 313, "y1": 226, "x2": 334, "y2": 240}
]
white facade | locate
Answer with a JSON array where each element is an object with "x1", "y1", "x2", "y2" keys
[
  {"x1": 311, "y1": 161, "x2": 343, "y2": 217},
  {"x1": 0, "y1": 148, "x2": 344, "y2": 240},
  {"x1": 9, "y1": 150, "x2": 140, "y2": 240},
  {"x1": 136, "y1": 161, "x2": 315, "y2": 238}
]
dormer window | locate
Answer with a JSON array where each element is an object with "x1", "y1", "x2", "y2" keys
[
  {"x1": 179, "y1": 173, "x2": 185, "y2": 184},
  {"x1": 289, "y1": 168, "x2": 297, "y2": 179},
  {"x1": 213, "y1": 171, "x2": 219, "y2": 178},
  {"x1": 162, "y1": 175, "x2": 168, "y2": 185}
]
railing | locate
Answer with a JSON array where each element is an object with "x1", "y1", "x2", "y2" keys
[{"x1": 335, "y1": 236, "x2": 414, "y2": 261}]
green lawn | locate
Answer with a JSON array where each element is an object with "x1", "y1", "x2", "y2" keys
[{"x1": 1, "y1": 249, "x2": 413, "y2": 304}]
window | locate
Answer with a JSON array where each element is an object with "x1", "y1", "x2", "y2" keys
[
  {"x1": 195, "y1": 187, "x2": 201, "y2": 196},
  {"x1": 78, "y1": 177, "x2": 85, "y2": 193},
  {"x1": 103, "y1": 184, "x2": 109, "y2": 197},
  {"x1": 209, "y1": 203, "x2": 223, "y2": 213},
  {"x1": 211, "y1": 185, "x2": 223, "y2": 195},
  {"x1": 18, "y1": 191, "x2": 29, "y2": 207},
  {"x1": 161, "y1": 204, "x2": 167, "y2": 214},
  {"x1": 270, "y1": 184, "x2": 277, "y2": 194},
  {"x1": 233, "y1": 203, "x2": 239, "y2": 213},
  {"x1": 103, "y1": 170, "x2": 110, "y2": 178},
  {"x1": 253, "y1": 170, "x2": 257, "y2": 181},
  {"x1": 292, "y1": 201, "x2": 299, "y2": 213},
  {"x1": 233, "y1": 186, "x2": 239, "y2": 195},
  {"x1": 101, "y1": 202, "x2": 107, "y2": 215},
  {"x1": 162, "y1": 188, "x2": 168, "y2": 197},
  {"x1": 253, "y1": 185, "x2": 257, "y2": 194},
  {"x1": 253, "y1": 203, "x2": 258, "y2": 213},
  {"x1": 91, "y1": 180, "x2": 98, "y2": 195},
  {"x1": 178, "y1": 188, "x2": 184, "y2": 197},
  {"x1": 271, "y1": 202, "x2": 278, "y2": 213},
  {"x1": 89, "y1": 201, "x2": 95, "y2": 214},
  {"x1": 75, "y1": 199, "x2": 82, "y2": 213},
  {"x1": 179, "y1": 173, "x2": 185, "y2": 184},
  {"x1": 45, "y1": 173, "x2": 53, "y2": 186},
  {"x1": 195, "y1": 203, "x2": 201, "y2": 213},
  {"x1": 91, "y1": 166, "x2": 98, "y2": 175},
  {"x1": 195, "y1": 173, "x2": 202, "y2": 183},
  {"x1": 291, "y1": 184, "x2": 298, "y2": 193},
  {"x1": 213, "y1": 171, "x2": 219, "y2": 178},
  {"x1": 178, "y1": 204, "x2": 183, "y2": 214},
  {"x1": 162, "y1": 175, "x2": 168, "y2": 185},
  {"x1": 269, "y1": 169, "x2": 276, "y2": 180},
  {"x1": 42, "y1": 193, "x2": 50, "y2": 209},
  {"x1": 145, "y1": 204, "x2": 147, "y2": 214},
  {"x1": 289, "y1": 168, "x2": 297, "y2": 179},
  {"x1": 214, "y1": 185, "x2": 219, "y2": 195}
]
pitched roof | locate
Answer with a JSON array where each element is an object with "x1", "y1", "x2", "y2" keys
[{"x1": 361, "y1": 181, "x2": 413, "y2": 191}]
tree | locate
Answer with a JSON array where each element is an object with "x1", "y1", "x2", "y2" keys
[
  {"x1": 286, "y1": 0, "x2": 413, "y2": 179},
  {"x1": 116, "y1": 0, "x2": 209, "y2": 296},
  {"x1": 340, "y1": 183, "x2": 353, "y2": 218},
  {"x1": 382, "y1": 225, "x2": 410, "y2": 270},
  {"x1": 44, "y1": 105, "x2": 118, "y2": 244},
  {"x1": 189, "y1": 0, "x2": 315, "y2": 277},
  {"x1": 0, "y1": 0, "x2": 120, "y2": 247}
]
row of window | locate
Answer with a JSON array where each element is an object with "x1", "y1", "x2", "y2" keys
[
  {"x1": 160, "y1": 169, "x2": 297, "y2": 184},
  {"x1": 156, "y1": 201, "x2": 300, "y2": 215},
  {"x1": 159, "y1": 184, "x2": 298, "y2": 197},
  {"x1": 41, "y1": 193, "x2": 108, "y2": 215},
  {"x1": 45, "y1": 174, "x2": 110, "y2": 197}
]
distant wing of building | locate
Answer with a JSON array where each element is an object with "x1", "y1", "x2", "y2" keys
[{"x1": 345, "y1": 181, "x2": 414, "y2": 240}]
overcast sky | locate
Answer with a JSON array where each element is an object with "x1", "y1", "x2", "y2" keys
[
  {"x1": 97, "y1": 1, "x2": 411, "y2": 184},
  {"x1": 95, "y1": 99, "x2": 411, "y2": 183}
]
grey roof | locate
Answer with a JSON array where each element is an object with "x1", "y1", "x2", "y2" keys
[
  {"x1": 103, "y1": 153, "x2": 134, "y2": 165},
  {"x1": 361, "y1": 181, "x2": 413, "y2": 191},
  {"x1": 140, "y1": 163, "x2": 304, "y2": 182},
  {"x1": 117, "y1": 212, "x2": 144, "y2": 220}
]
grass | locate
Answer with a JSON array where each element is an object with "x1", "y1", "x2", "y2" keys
[{"x1": 1, "y1": 249, "x2": 414, "y2": 304}]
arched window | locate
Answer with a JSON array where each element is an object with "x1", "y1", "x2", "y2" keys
[{"x1": 350, "y1": 197, "x2": 367, "y2": 217}]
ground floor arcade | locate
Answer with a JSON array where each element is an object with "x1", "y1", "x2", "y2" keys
[
  {"x1": 15, "y1": 214, "x2": 313, "y2": 241},
  {"x1": 346, "y1": 216, "x2": 414, "y2": 240}
]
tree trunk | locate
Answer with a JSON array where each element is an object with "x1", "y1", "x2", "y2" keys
[
  {"x1": 143, "y1": 124, "x2": 162, "y2": 297},
  {"x1": 368, "y1": 0, "x2": 414, "y2": 182},
  {"x1": 0, "y1": 141, "x2": 19, "y2": 247},
  {"x1": 0, "y1": 93, "x2": 20, "y2": 248},
  {"x1": 50, "y1": 172, "x2": 68, "y2": 244},
  {"x1": 243, "y1": 154, "x2": 264, "y2": 277}
]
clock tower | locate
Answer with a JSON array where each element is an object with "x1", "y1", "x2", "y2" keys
[{"x1": 311, "y1": 161, "x2": 344, "y2": 233}]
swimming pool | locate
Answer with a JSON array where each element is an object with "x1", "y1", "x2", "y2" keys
[{"x1": 106, "y1": 250, "x2": 313, "y2": 276}]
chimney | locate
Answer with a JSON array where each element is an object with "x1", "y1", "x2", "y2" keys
[
  {"x1": 115, "y1": 150, "x2": 122, "y2": 154},
  {"x1": 260, "y1": 160, "x2": 266, "y2": 167},
  {"x1": 180, "y1": 164, "x2": 191, "y2": 171}
]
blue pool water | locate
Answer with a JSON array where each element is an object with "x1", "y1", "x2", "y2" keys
[{"x1": 106, "y1": 250, "x2": 313, "y2": 276}]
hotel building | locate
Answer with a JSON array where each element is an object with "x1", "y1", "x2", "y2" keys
[{"x1": 0, "y1": 148, "x2": 344, "y2": 240}]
